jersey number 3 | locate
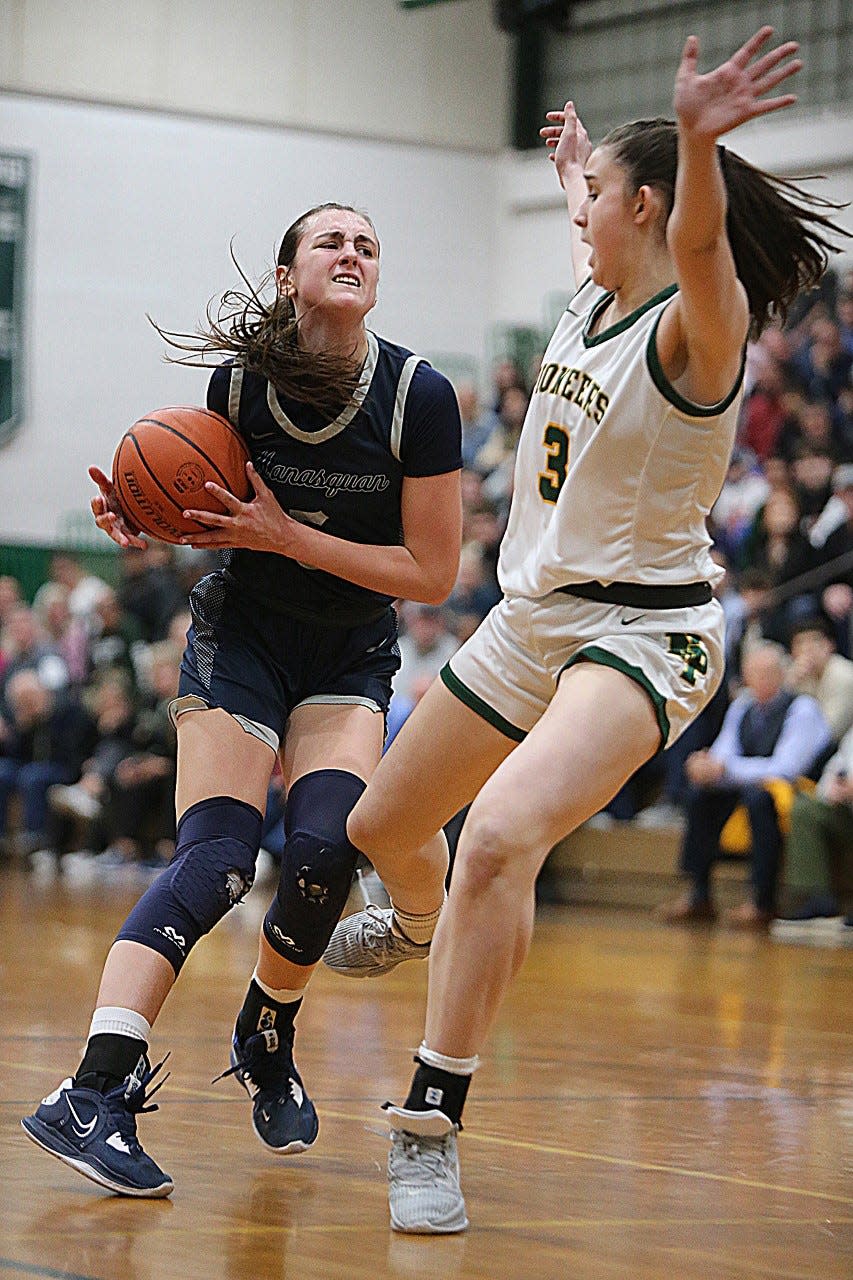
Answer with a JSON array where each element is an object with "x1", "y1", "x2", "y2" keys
[{"x1": 538, "y1": 423, "x2": 570, "y2": 504}]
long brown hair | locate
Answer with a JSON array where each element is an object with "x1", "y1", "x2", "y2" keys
[
  {"x1": 601, "y1": 119, "x2": 849, "y2": 337},
  {"x1": 151, "y1": 203, "x2": 379, "y2": 416}
]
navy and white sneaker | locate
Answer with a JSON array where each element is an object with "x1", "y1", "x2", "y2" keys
[
  {"x1": 222, "y1": 1025, "x2": 319, "y2": 1154},
  {"x1": 21, "y1": 1056, "x2": 173, "y2": 1197}
]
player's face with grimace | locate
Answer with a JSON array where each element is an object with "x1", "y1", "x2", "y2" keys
[{"x1": 277, "y1": 208, "x2": 380, "y2": 324}]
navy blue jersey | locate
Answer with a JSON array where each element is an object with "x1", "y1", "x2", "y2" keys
[{"x1": 207, "y1": 332, "x2": 461, "y2": 625}]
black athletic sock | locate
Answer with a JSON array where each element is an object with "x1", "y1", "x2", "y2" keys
[
  {"x1": 75, "y1": 1033, "x2": 149, "y2": 1094},
  {"x1": 403, "y1": 1060, "x2": 472, "y2": 1126},
  {"x1": 236, "y1": 978, "x2": 301, "y2": 1044}
]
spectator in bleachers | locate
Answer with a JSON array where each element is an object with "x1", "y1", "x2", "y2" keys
[
  {"x1": 86, "y1": 586, "x2": 145, "y2": 690},
  {"x1": 837, "y1": 290, "x2": 853, "y2": 357},
  {"x1": 88, "y1": 643, "x2": 179, "y2": 872},
  {"x1": 710, "y1": 447, "x2": 769, "y2": 564},
  {"x1": 455, "y1": 380, "x2": 500, "y2": 471},
  {"x1": 488, "y1": 357, "x2": 526, "y2": 415},
  {"x1": 394, "y1": 602, "x2": 459, "y2": 705},
  {"x1": 812, "y1": 463, "x2": 853, "y2": 656},
  {"x1": 444, "y1": 541, "x2": 501, "y2": 643},
  {"x1": 788, "y1": 614, "x2": 853, "y2": 747},
  {"x1": 790, "y1": 316, "x2": 852, "y2": 406},
  {"x1": 796, "y1": 397, "x2": 842, "y2": 458},
  {"x1": 30, "y1": 582, "x2": 89, "y2": 686},
  {"x1": 35, "y1": 552, "x2": 110, "y2": 628},
  {"x1": 476, "y1": 385, "x2": 528, "y2": 513},
  {"x1": 741, "y1": 355, "x2": 788, "y2": 460},
  {"x1": 166, "y1": 609, "x2": 191, "y2": 654},
  {"x1": 790, "y1": 443, "x2": 835, "y2": 525},
  {"x1": 47, "y1": 672, "x2": 139, "y2": 854},
  {"x1": 116, "y1": 543, "x2": 187, "y2": 643},
  {"x1": 771, "y1": 723, "x2": 853, "y2": 937},
  {"x1": 725, "y1": 567, "x2": 783, "y2": 682},
  {"x1": 741, "y1": 487, "x2": 812, "y2": 589},
  {"x1": 0, "y1": 604, "x2": 69, "y2": 708},
  {"x1": 0, "y1": 668, "x2": 98, "y2": 857},
  {"x1": 658, "y1": 641, "x2": 832, "y2": 929},
  {"x1": 0, "y1": 575, "x2": 23, "y2": 630}
]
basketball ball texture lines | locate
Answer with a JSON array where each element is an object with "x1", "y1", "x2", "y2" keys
[{"x1": 112, "y1": 406, "x2": 251, "y2": 543}]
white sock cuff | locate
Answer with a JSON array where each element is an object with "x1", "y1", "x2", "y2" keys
[
  {"x1": 253, "y1": 968, "x2": 307, "y2": 1003},
  {"x1": 88, "y1": 1006, "x2": 151, "y2": 1042},
  {"x1": 417, "y1": 1041, "x2": 480, "y2": 1076},
  {"x1": 391, "y1": 892, "x2": 446, "y2": 926}
]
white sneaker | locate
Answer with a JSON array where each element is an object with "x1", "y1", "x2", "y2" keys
[
  {"x1": 386, "y1": 1106, "x2": 467, "y2": 1234},
  {"x1": 323, "y1": 905, "x2": 430, "y2": 978},
  {"x1": 48, "y1": 784, "x2": 101, "y2": 821}
]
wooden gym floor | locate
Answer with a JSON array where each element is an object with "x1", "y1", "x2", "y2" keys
[{"x1": 0, "y1": 863, "x2": 850, "y2": 1280}]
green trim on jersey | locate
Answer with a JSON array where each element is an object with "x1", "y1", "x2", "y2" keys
[
  {"x1": 561, "y1": 645, "x2": 670, "y2": 746},
  {"x1": 440, "y1": 664, "x2": 527, "y2": 742},
  {"x1": 582, "y1": 284, "x2": 677, "y2": 348},
  {"x1": 646, "y1": 311, "x2": 746, "y2": 417}
]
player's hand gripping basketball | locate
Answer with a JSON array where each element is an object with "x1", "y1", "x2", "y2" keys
[
  {"x1": 88, "y1": 465, "x2": 148, "y2": 550},
  {"x1": 179, "y1": 462, "x2": 302, "y2": 556},
  {"x1": 540, "y1": 101, "x2": 591, "y2": 185},
  {"x1": 674, "y1": 26, "x2": 801, "y2": 141}
]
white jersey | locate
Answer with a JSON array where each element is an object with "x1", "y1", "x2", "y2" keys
[{"x1": 498, "y1": 280, "x2": 743, "y2": 599}]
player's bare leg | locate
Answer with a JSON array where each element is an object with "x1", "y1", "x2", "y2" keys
[
  {"x1": 424, "y1": 663, "x2": 660, "y2": 1052},
  {"x1": 325, "y1": 677, "x2": 517, "y2": 978},
  {"x1": 387, "y1": 663, "x2": 660, "y2": 1232}
]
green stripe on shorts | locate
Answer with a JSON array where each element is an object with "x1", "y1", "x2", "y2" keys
[
  {"x1": 440, "y1": 664, "x2": 527, "y2": 742},
  {"x1": 561, "y1": 645, "x2": 670, "y2": 746}
]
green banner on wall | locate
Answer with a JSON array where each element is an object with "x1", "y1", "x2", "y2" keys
[{"x1": 0, "y1": 152, "x2": 29, "y2": 448}]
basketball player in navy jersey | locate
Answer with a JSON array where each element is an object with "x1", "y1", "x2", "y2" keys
[{"x1": 22, "y1": 203, "x2": 461, "y2": 1195}]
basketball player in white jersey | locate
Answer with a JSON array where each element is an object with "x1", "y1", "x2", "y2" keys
[{"x1": 323, "y1": 28, "x2": 848, "y2": 1232}]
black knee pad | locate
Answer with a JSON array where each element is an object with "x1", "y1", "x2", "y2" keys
[
  {"x1": 264, "y1": 770, "x2": 366, "y2": 965},
  {"x1": 117, "y1": 796, "x2": 263, "y2": 974}
]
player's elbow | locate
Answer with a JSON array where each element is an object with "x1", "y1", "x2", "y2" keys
[
  {"x1": 406, "y1": 551, "x2": 459, "y2": 606},
  {"x1": 413, "y1": 575, "x2": 455, "y2": 607}
]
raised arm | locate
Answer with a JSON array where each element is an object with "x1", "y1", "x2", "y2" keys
[
  {"x1": 659, "y1": 27, "x2": 801, "y2": 403},
  {"x1": 540, "y1": 101, "x2": 593, "y2": 287}
]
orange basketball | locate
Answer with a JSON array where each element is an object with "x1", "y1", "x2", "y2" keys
[{"x1": 112, "y1": 405, "x2": 251, "y2": 543}]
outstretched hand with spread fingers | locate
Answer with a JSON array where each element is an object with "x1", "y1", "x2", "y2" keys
[
  {"x1": 540, "y1": 101, "x2": 592, "y2": 185},
  {"x1": 674, "y1": 26, "x2": 802, "y2": 140}
]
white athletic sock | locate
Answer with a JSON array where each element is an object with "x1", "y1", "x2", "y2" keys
[
  {"x1": 88, "y1": 1006, "x2": 151, "y2": 1042},
  {"x1": 417, "y1": 1041, "x2": 481, "y2": 1076},
  {"x1": 253, "y1": 968, "x2": 307, "y2": 1002},
  {"x1": 390, "y1": 894, "x2": 446, "y2": 945}
]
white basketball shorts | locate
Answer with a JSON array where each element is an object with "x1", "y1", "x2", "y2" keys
[{"x1": 441, "y1": 591, "x2": 725, "y2": 747}]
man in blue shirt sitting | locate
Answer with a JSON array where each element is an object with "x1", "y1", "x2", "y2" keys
[{"x1": 659, "y1": 641, "x2": 832, "y2": 929}]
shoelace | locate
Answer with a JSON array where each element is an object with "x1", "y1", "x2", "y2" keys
[
  {"x1": 390, "y1": 1131, "x2": 456, "y2": 1183},
  {"x1": 360, "y1": 903, "x2": 392, "y2": 942},
  {"x1": 212, "y1": 1029, "x2": 294, "y2": 1093},
  {"x1": 103, "y1": 1054, "x2": 171, "y2": 1153}
]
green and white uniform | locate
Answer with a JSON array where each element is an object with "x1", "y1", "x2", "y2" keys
[{"x1": 445, "y1": 280, "x2": 743, "y2": 745}]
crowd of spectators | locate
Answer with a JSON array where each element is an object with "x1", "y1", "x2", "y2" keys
[
  {"x1": 0, "y1": 547, "x2": 198, "y2": 879},
  {"x1": 1, "y1": 269, "x2": 851, "y2": 935}
]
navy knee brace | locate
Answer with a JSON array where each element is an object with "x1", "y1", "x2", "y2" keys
[
  {"x1": 263, "y1": 769, "x2": 366, "y2": 966},
  {"x1": 117, "y1": 796, "x2": 263, "y2": 975}
]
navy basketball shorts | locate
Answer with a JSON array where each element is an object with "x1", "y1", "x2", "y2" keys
[{"x1": 173, "y1": 572, "x2": 400, "y2": 751}]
